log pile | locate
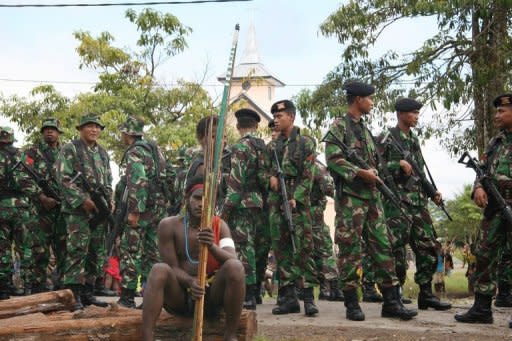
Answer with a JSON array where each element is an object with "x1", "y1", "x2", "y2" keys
[{"x1": 0, "y1": 290, "x2": 257, "y2": 341}]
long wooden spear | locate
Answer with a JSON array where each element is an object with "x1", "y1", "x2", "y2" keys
[{"x1": 192, "y1": 23, "x2": 240, "y2": 341}]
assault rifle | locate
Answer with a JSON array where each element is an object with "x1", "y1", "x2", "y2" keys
[
  {"x1": 16, "y1": 160, "x2": 60, "y2": 203},
  {"x1": 106, "y1": 185, "x2": 128, "y2": 256},
  {"x1": 458, "y1": 151, "x2": 512, "y2": 227},
  {"x1": 272, "y1": 148, "x2": 297, "y2": 253},
  {"x1": 322, "y1": 131, "x2": 413, "y2": 225},
  {"x1": 382, "y1": 131, "x2": 453, "y2": 221},
  {"x1": 74, "y1": 171, "x2": 115, "y2": 230}
]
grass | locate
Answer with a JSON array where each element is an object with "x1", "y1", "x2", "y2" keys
[{"x1": 402, "y1": 267, "x2": 470, "y2": 299}]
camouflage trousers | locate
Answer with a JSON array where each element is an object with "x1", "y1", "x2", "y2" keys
[
  {"x1": 61, "y1": 212, "x2": 107, "y2": 286},
  {"x1": 0, "y1": 203, "x2": 37, "y2": 284},
  {"x1": 384, "y1": 203, "x2": 437, "y2": 286},
  {"x1": 312, "y1": 220, "x2": 338, "y2": 282},
  {"x1": 334, "y1": 194, "x2": 398, "y2": 290},
  {"x1": 120, "y1": 210, "x2": 161, "y2": 290},
  {"x1": 30, "y1": 207, "x2": 66, "y2": 287},
  {"x1": 269, "y1": 200, "x2": 318, "y2": 289},
  {"x1": 473, "y1": 213, "x2": 512, "y2": 295},
  {"x1": 228, "y1": 208, "x2": 262, "y2": 286},
  {"x1": 255, "y1": 213, "x2": 271, "y2": 285},
  {"x1": 497, "y1": 247, "x2": 512, "y2": 284}
]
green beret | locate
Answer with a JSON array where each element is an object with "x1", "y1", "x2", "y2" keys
[
  {"x1": 119, "y1": 116, "x2": 144, "y2": 136},
  {"x1": 41, "y1": 117, "x2": 63, "y2": 133},
  {"x1": 234, "y1": 108, "x2": 261, "y2": 123},
  {"x1": 271, "y1": 100, "x2": 295, "y2": 114},
  {"x1": 493, "y1": 94, "x2": 512, "y2": 108},
  {"x1": 395, "y1": 98, "x2": 423, "y2": 112},
  {"x1": 76, "y1": 114, "x2": 105, "y2": 130},
  {"x1": 343, "y1": 80, "x2": 375, "y2": 97}
]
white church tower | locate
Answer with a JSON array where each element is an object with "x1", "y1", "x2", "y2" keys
[{"x1": 218, "y1": 23, "x2": 285, "y2": 126}]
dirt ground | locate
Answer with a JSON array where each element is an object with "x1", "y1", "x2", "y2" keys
[{"x1": 252, "y1": 298, "x2": 512, "y2": 341}]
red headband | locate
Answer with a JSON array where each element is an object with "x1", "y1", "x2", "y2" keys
[{"x1": 186, "y1": 184, "x2": 204, "y2": 197}]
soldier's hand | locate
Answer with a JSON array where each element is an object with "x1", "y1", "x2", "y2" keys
[
  {"x1": 399, "y1": 160, "x2": 413, "y2": 176},
  {"x1": 127, "y1": 212, "x2": 140, "y2": 227},
  {"x1": 82, "y1": 198, "x2": 98, "y2": 214},
  {"x1": 474, "y1": 187, "x2": 488, "y2": 208},
  {"x1": 189, "y1": 278, "x2": 206, "y2": 300},
  {"x1": 433, "y1": 191, "x2": 443, "y2": 205},
  {"x1": 198, "y1": 229, "x2": 214, "y2": 248},
  {"x1": 270, "y1": 176, "x2": 279, "y2": 192},
  {"x1": 288, "y1": 199, "x2": 296, "y2": 210},
  {"x1": 357, "y1": 168, "x2": 380, "y2": 185},
  {"x1": 39, "y1": 193, "x2": 58, "y2": 210}
]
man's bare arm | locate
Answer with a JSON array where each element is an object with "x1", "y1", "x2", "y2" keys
[
  {"x1": 157, "y1": 217, "x2": 196, "y2": 289},
  {"x1": 198, "y1": 219, "x2": 237, "y2": 264}
]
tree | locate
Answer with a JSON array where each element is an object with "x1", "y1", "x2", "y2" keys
[
  {"x1": 300, "y1": 1, "x2": 512, "y2": 155},
  {"x1": 1, "y1": 8, "x2": 215, "y2": 162},
  {"x1": 433, "y1": 184, "x2": 482, "y2": 243}
]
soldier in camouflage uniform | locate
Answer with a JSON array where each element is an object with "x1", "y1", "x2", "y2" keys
[
  {"x1": 0, "y1": 127, "x2": 40, "y2": 299},
  {"x1": 311, "y1": 162, "x2": 343, "y2": 301},
  {"x1": 324, "y1": 81, "x2": 417, "y2": 321},
  {"x1": 495, "y1": 251, "x2": 512, "y2": 307},
  {"x1": 55, "y1": 114, "x2": 112, "y2": 310},
  {"x1": 268, "y1": 100, "x2": 319, "y2": 316},
  {"x1": 221, "y1": 108, "x2": 268, "y2": 310},
  {"x1": 116, "y1": 116, "x2": 169, "y2": 308},
  {"x1": 456, "y1": 94, "x2": 512, "y2": 325},
  {"x1": 377, "y1": 98, "x2": 451, "y2": 311},
  {"x1": 23, "y1": 118, "x2": 65, "y2": 293}
]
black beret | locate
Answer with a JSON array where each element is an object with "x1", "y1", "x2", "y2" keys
[
  {"x1": 395, "y1": 98, "x2": 423, "y2": 112},
  {"x1": 343, "y1": 80, "x2": 375, "y2": 97},
  {"x1": 271, "y1": 100, "x2": 296, "y2": 114},
  {"x1": 234, "y1": 108, "x2": 260, "y2": 123},
  {"x1": 493, "y1": 94, "x2": 512, "y2": 108},
  {"x1": 268, "y1": 120, "x2": 276, "y2": 129}
]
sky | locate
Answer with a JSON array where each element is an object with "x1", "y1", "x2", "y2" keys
[{"x1": 0, "y1": 0, "x2": 476, "y2": 199}]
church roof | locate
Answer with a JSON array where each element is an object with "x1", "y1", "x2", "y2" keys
[
  {"x1": 218, "y1": 23, "x2": 285, "y2": 86},
  {"x1": 230, "y1": 92, "x2": 273, "y2": 122}
]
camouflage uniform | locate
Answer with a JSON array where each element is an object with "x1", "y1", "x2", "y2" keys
[
  {"x1": 0, "y1": 127, "x2": 39, "y2": 297},
  {"x1": 310, "y1": 163, "x2": 338, "y2": 285},
  {"x1": 377, "y1": 127, "x2": 438, "y2": 286},
  {"x1": 117, "y1": 118, "x2": 168, "y2": 297},
  {"x1": 55, "y1": 118, "x2": 113, "y2": 289},
  {"x1": 269, "y1": 127, "x2": 318, "y2": 289},
  {"x1": 222, "y1": 133, "x2": 268, "y2": 288},
  {"x1": 23, "y1": 118, "x2": 65, "y2": 291},
  {"x1": 325, "y1": 114, "x2": 398, "y2": 291}
]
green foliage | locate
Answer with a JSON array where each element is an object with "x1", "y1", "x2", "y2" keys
[
  {"x1": 1, "y1": 8, "x2": 213, "y2": 162},
  {"x1": 435, "y1": 184, "x2": 482, "y2": 243},
  {"x1": 304, "y1": 1, "x2": 512, "y2": 155}
]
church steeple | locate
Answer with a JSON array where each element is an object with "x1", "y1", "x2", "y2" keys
[{"x1": 239, "y1": 23, "x2": 261, "y2": 65}]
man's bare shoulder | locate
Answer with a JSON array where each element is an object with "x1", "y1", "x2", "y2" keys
[{"x1": 158, "y1": 215, "x2": 183, "y2": 237}]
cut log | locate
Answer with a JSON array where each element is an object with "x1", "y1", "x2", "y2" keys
[
  {"x1": 0, "y1": 304, "x2": 257, "y2": 341},
  {"x1": 0, "y1": 289, "x2": 75, "y2": 319}
]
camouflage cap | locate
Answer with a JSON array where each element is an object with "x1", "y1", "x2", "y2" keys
[
  {"x1": 76, "y1": 113, "x2": 105, "y2": 130},
  {"x1": 119, "y1": 116, "x2": 144, "y2": 136},
  {"x1": 0, "y1": 126, "x2": 16, "y2": 144},
  {"x1": 41, "y1": 117, "x2": 64, "y2": 133}
]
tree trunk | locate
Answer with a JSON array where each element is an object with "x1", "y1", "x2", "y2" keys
[{"x1": 0, "y1": 289, "x2": 75, "y2": 319}]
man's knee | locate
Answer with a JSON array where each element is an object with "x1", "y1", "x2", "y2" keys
[
  {"x1": 148, "y1": 263, "x2": 172, "y2": 286},
  {"x1": 221, "y1": 259, "x2": 245, "y2": 282}
]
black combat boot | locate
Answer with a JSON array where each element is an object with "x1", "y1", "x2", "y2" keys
[
  {"x1": 328, "y1": 279, "x2": 344, "y2": 302},
  {"x1": 343, "y1": 288, "x2": 365, "y2": 321},
  {"x1": 318, "y1": 279, "x2": 330, "y2": 300},
  {"x1": 399, "y1": 286, "x2": 412, "y2": 304},
  {"x1": 455, "y1": 292, "x2": 493, "y2": 324},
  {"x1": 362, "y1": 282, "x2": 383, "y2": 302},
  {"x1": 0, "y1": 281, "x2": 10, "y2": 300},
  {"x1": 117, "y1": 288, "x2": 136, "y2": 309},
  {"x1": 296, "y1": 287, "x2": 304, "y2": 301},
  {"x1": 381, "y1": 285, "x2": 418, "y2": 320},
  {"x1": 303, "y1": 287, "x2": 319, "y2": 316},
  {"x1": 243, "y1": 285, "x2": 256, "y2": 310},
  {"x1": 66, "y1": 284, "x2": 84, "y2": 311},
  {"x1": 272, "y1": 285, "x2": 300, "y2": 315},
  {"x1": 418, "y1": 282, "x2": 451, "y2": 310},
  {"x1": 94, "y1": 279, "x2": 118, "y2": 297},
  {"x1": 255, "y1": 283, "x2": 263, "y2": 304},
  {"x1": 31, "y1": 282, "x2": 48, "y2": 294},
  {"x1": 276, "y1": 286, "x2": 285, "y2": 306},
  {"x1": 495, "y1": 282, "x2": 512, "y2": 307},
  {"x1": 81, "y1": 283, "x2": 109, "y2": 307}
]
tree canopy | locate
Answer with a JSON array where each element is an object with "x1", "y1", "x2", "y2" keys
[
  {"x1": 298, "y1": 1, "x2": 512, "y2": 156},
  {"x1": 1, "y1": 8, "x2": 215, "y2": 162}
]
